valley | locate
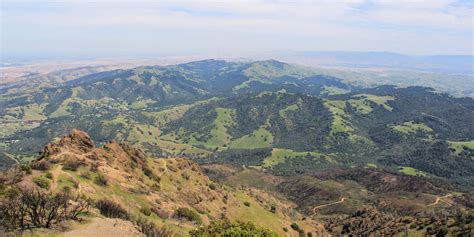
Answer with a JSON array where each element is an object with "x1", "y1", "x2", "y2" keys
[
  {"x1": 1, "y1": 59, "x2": 473, "y2": 236},
  {"x1": 3, "y1": 0, "x2": 474, "y2": 235}
]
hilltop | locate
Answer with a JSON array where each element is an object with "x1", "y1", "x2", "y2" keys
[{"x1": 0, "y1": 129, "x2": 322, "y2": 236}]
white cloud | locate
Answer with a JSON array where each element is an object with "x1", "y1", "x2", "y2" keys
[{"x1": 1, "y1": 0, "x2": 473, "y2": 56}]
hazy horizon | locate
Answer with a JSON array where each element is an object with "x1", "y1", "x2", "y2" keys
[{"x1": 1, "y1": 0, "x2": 473, "y2": 60}]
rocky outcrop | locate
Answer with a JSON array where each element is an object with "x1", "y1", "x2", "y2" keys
[
  {"x1": 39, "y1": 129, "x2": 95, "y2": 159},
  {"x1": 93, "y1": 141, "x2": 148, "y2": 171},
  {"x1": 35, "y1": 129, "x2": 150, "y2": 172}
]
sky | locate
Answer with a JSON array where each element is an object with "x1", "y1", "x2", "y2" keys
[{"x1": 1, "y1": 0, "x2": 473, "y2": 60}]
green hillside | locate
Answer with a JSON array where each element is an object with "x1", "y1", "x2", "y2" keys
[
  {"x1": 1, "y1": 60, "x2": 473, "y2": 187},
  {"x1": 1, "y1": 60, "x2": 473, "y2": 237}
]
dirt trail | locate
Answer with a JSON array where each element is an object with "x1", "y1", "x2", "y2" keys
[
  {"x1": 48, "y1": 149, "x2": 88, "y2": 192},
  {"x1": 158, "y1": 160, "x2": 168, "y2": 177},
  {"x1": 312, "y1": 198, "x2": 347, "y2": 216},
  {"x1": 428, "y1": 194, "x2": 453, "y2": 206},
  {"x1": 50, "y1": 163, "x2": 82, "y2": 193},
  {"x1": 63, "y1": 218, "x2": 143, "y2": 237},
  {"x1": 50, "y1": 165, "x2": 63, "y2": 191}
]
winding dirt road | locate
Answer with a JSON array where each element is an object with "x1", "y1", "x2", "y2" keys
[
  {"x1": 312, "y1": 198, "x2": 347, "y2": 216},
  {"x1": 428, "y1": 194, "x2": 453, "y2": 206}
]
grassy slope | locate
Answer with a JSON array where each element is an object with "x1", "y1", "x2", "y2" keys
[
  {"x1": 324, "y1": 100, "x2": 354, "y2": 135},
  {"x1": 1, "y1": 103, "x2": 47, "y2": 137},
  {"x1": 229, "y1": 127, "x2": 273, "y2": 149},
  {"x1": 322, "y1": 86, "x2": 350, "y2": 95},
  {"x1": 101, "y1": 99, "x2": 215, "y2": 156},
  {"x1": 346, "y1": 94, "x2": 394, "y2": 114},
  {"x1": 205, "y1": 108, "x2": 236, "y2": 149},
  {"x1": 392, "y1": 121, "x2": 433, "y2": 134},
  {"x1": 353, "y1": 94, "x2": 394, "y2": 111},
  {"x1": 25, "y1": 157, "x2": 318, "y2": 236},
  {"x1": 175, "y1": 107, "x2": 236, "y2": 151},
  {"x1": 398, "y1": 166, "x2": 428, "y2": 177},
  {"x1": 448, "y1": 140, "x2": 474, "y2": 156},
  {"x1": 262, "y1": 148, "x2": 324, "y2": 167},
  {"x1": 234, "y1": 61, "x2": 314, "y2": 90}
]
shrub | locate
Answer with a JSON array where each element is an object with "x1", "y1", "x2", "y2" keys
[
  {"x1": 167, "y1": 165, "x2": 178, "y2": 172},
  {"x1": 151, "y1": 183, "x2": 161, "y2": 192},
  {"x1": 181, "y1": 172, "x2": 190, "y2": 180},
  {"x1": 291, "y1": 223, "x2": 302, "y2": 232},
  {"x1": 72, "y1": 178, "x2": 79, "y2": 189},
  {"x1": 94, "y1": 174, "x2": 108, "y2": 186},
  {"x1": 270, "y1": 205, "x2": 277, "y2": 213},
  {"x1": 96, "y1": 199, "x2": 173, "y2": 237},
  {"x1": 142, "y1": 166, "x2": 158, "y2": 182},
  {"x1": 79, "y1": 171, "x2": 91, "y2": 179},
  {"x1": 244, "y1": 201, "x2": 251, "y2": 207},
  {"x1": 33, "y1": 177, "x2": 50, "y2": 189},
  {"x1": 283, "y1": 227, "x2": 289, "y2": 232},
  {"x1": 140, "y1": 207, "x2": 152, "y2": 216},
  {"x1": 135, "y1": 216, "x2": 173, "y2": 237},
  {"x1": 31, "y1": 161, "x2": 50, "y2": 171},
  {"x1": 208, "y1": 183, "x2": 217, "y2": 190},
  {"x1": 44, "y1": 172, "x2": 53, "y2": 179},
  {"x1": 63, "y1": 160, "x2": 84, "y2": 171},
  {"x1": 20, "y1": 164, "x2": 32, "y2": 174},
  {"x1": 307, "y1": 232, "x2": 313, "y2": 237},
  {"x1": 90, "y1": 163, "x2": 99, "y2": 172},
  {"x1": 96, "y1": 199, "x2": 129, "y2": 220},
  {"x1": 190, "y1": 220, "x2": 278, "y2": 237},
  {"x1": 151, "y1": 207, "x2": 170, "y2": 219},
  {"x1": 175, "y1": 207, "x2": 202, "y2": 224}
]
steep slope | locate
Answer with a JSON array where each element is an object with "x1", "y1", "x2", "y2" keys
[
  {"x1": 0, "y1": 129, "x2": 323, "y2": 236},
  {"x1": 200, "y1": 163, "x2": 473, "y2": 237}
]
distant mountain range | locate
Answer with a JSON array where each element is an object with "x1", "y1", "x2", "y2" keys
[{"x1": 274, "y1": 51, "x2": 474, "y2": 75}]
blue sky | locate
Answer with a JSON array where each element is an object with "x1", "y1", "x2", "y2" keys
[{"x1": 1, "y1": 0, "x2": 473, "y2": 59}]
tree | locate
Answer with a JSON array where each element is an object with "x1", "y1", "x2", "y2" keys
[{"x1": 0, "y1": 188, "x2": 90, "y2": 232}]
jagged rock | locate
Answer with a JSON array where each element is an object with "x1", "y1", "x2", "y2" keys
[{"x1": 39, "y1": 129, "x2": 95, "y2": 159}]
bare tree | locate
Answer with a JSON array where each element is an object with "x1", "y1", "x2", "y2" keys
[{"x1": 0, "y1": 188, "x2": 90, "y2": 232}]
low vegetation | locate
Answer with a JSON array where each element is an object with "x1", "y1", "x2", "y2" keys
[
  {"x1": 190, "y1": 220, "x2": 278, "y2": 237},
  {"x1": 94, "y1": 173, "x2": 108, "y2": 186},
  {"x1": 95, "y1": 199, "x2": 129, "y2": 220},
  {"x1": 175, "y1": 207, "x2": 202, "y2": 224},
  {"x1": 32, "y1": 176, "x2": 50, "y2": 189}
]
